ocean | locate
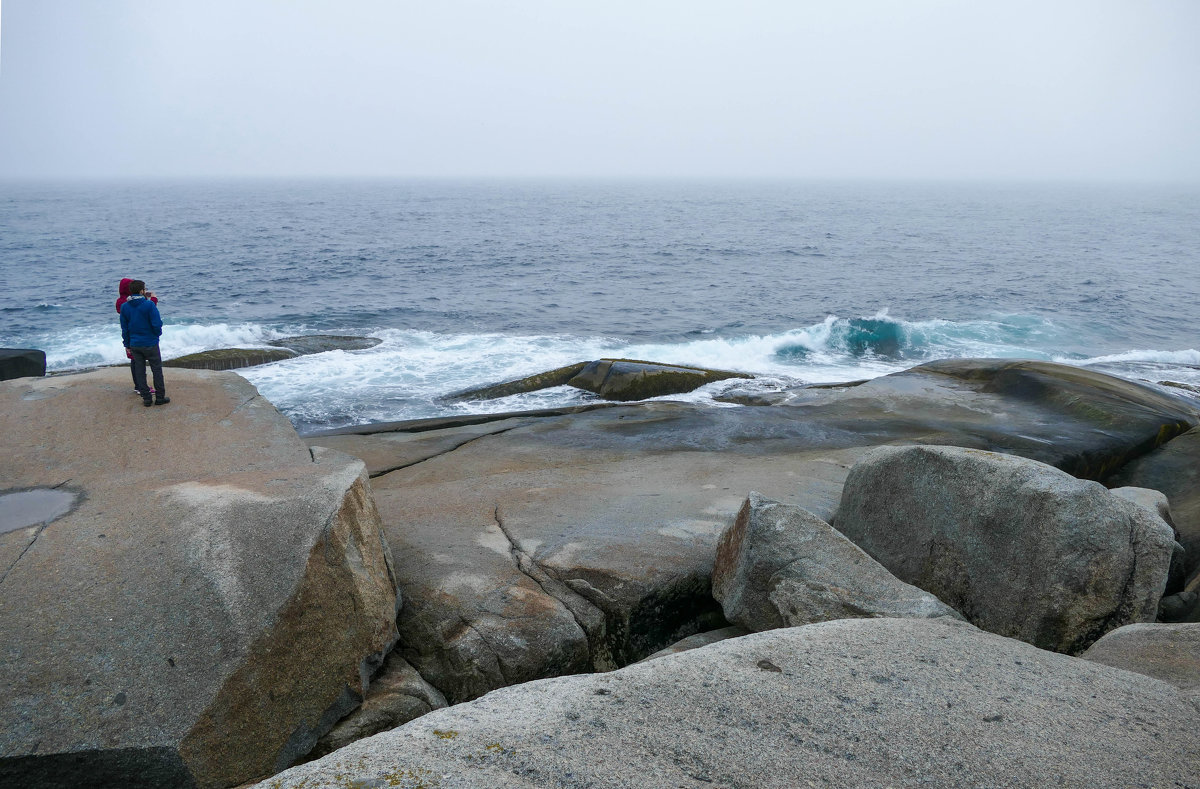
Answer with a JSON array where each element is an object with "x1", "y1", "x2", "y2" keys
[{"x1": 2, "y1": 179, "x2": 1198, "y2": 434}]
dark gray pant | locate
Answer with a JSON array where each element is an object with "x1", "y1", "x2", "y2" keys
[{"x1": 130, "y1": 345, "x2": 165, "y2": 398}]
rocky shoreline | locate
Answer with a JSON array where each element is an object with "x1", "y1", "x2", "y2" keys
[{"x1": 2, "y1": 358, "x2": 1199, "y2": 787}]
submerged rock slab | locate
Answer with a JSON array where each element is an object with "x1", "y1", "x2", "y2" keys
[
  {"x1": 835, "y1": 445, "x2": 1175, "y2": 654},
  {"x1": 442, "y1": 358, "x2": 752, "y2": 403},
  {"x1": 165, "y1": 335, "x2": 382, "y2": 372},
  {"x1": 0, "y1": 369, "x2": 399, "y2": 789},
  {"x1": 566, "y1": 358, "x2": 751, "y2": 401},
  {"x1": 440, "y1": 362, "x2": 589, "y2": 402},
  {"x1": 266, "y1": 335, "x2": 382, "y2": 355},
  {"x1": 259, "y1": 618, "x2": 1200, "y2": 789},
  {"x1": 164, "y1": 347, "x2": 298, "y2": 370},
  {"x1": 714, "y1": 492, "x2": 960, "y2": 631}
]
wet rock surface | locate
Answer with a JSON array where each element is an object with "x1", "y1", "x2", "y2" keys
[
  {"x1": 0, "y1": 368, "x2": 399, "y2": 789},
  {"x1": 442, "y1": 358, "x2": 752, "y2": 403},
  {"x1": 164, "y1": 347, "x2": 299, "y2": 370},
  {"x1": 0, "y1": 488, "x2": 78, "y2": 535},
  {"x1": 440, "y1": 362, "x2": 590, "y2": 402},
  {"x1": 266, "y1": 335, "x2": 382, "y2": 355},
  {"x1": 259, "y1": 618, "x2": 1200, "y2": 789},
  {"x1": 565, "y1": 358, "x2": 751, "y2": 400}
]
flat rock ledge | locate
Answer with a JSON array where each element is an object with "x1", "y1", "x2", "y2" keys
[
  {"x1": 0, "y1": 368, "x2": 399, "y2": 789},
  {"x1": 258, "y1": 618, "x2": 1200, "y2": 789}
]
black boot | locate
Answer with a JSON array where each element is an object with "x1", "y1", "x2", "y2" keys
[
  {"x1": 143, "y1": 394, "x2": 154, "y2": 407},
  {"x1": 155, "y1": 395, "x2": 171, "y2": 405}
]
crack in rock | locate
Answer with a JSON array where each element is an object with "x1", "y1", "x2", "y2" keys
[
  {"x1": 368, "y1": 425, "x2": 525, "y2": 480},
  {"x1": 0, "y1": 524, "x2": 47, "y2": 587},
  {"x1": 226, "y1": 394, "x2": 260, "y2": 419},
  {"x1": 492, "y1": 504, "x2": 614, "y2": 670},
  {"x1": 458, "y1": 617, "x2": 511, "y2": 687}
]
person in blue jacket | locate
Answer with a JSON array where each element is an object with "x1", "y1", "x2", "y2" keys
[{"x1": 119, "y1": 279, "x2": 170, "y2": 407}]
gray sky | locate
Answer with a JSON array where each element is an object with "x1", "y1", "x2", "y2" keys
[{"x1": 1, "y1": 0, "x2": 1197, "y2": 180}]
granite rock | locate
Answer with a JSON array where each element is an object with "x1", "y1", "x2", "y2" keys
[
  {"x1": 835, "y1": 445, "x2": 1176, "y2": 653},
  {"x1": 713, "y1": 492, "x2": 961, "y2": 631},
  {"x1": 258, "y1": 618, "x2": 1200, "y2": 789},
  {"x1": 0, "y1": 368, "x2": 399, "y2": 789}
]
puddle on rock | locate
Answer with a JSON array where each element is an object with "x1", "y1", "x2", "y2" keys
[{"x1": 0, "y1": 489, "x2": 77, "y2": 534}]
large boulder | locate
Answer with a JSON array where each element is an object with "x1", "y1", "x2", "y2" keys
[
  {"x1": 713, "y1": 492, "x2": 961, "y2": 630},
  {"x1": 1109, "y1": 427, "x2": 1200, "y2": 578},
  {"x1": 164, "y1": 347, "x2": 298, "y2": 370},
  {"x1": 0, "y1": 368, "x2": 399, "y2": 789},
  {"x1": 259, "y1": 618, "x2": 1200, "y2": 789},
  {"x1": 0, "y1": 347, "x2": 46, "y2": 380},
  {"x1": 835, "y1": 445, "x2": 1176, "y2": 654}
]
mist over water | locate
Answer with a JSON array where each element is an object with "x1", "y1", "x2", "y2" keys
[{"x1": 2, "y1": 179, "x2": 1198, "y2": 432}]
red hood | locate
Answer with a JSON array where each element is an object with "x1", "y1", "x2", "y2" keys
[{"x1": 119, "y1": 278, "x2": 133, "y2": 297}]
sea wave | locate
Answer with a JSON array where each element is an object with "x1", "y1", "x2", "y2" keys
[{"x1": 22, "y1": 313, "x2": 1200, "y2": 429}]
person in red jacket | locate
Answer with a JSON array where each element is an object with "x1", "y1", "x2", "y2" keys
[{"x1": 116, "y1": 278, "x2": 158, "y2": 393}]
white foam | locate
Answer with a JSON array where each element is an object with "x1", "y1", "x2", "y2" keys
[
  {"x1": 40, "y1": 322, "x2": 277, "y2": 370},
  {"x1": 1065, "y1": 348, "x2": 1200, "y2": 366},
  {"x1": 30, "y1": 316, "x2": 1200, "y2": 426}
]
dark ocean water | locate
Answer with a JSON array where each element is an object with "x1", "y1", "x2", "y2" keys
[{"x1": 2, "y1": 179, "x2": 1198, "y2": 432}]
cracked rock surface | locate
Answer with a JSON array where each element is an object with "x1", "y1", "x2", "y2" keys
[
  {"x1": 308, "y1": 359, "x2": 1198, "y2": 711},
  {"x1": 0, "y1": 368, "x2": 399, "y2": 789}
]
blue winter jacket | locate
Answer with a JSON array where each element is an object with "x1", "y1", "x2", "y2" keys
[{"x1": 120, "y1": 295, "x2": 163, "y2": 348}]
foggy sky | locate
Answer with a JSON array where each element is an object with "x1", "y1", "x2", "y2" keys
[{"x1": 1, "y1": 0, "x2": 1197, "y2": 181}]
